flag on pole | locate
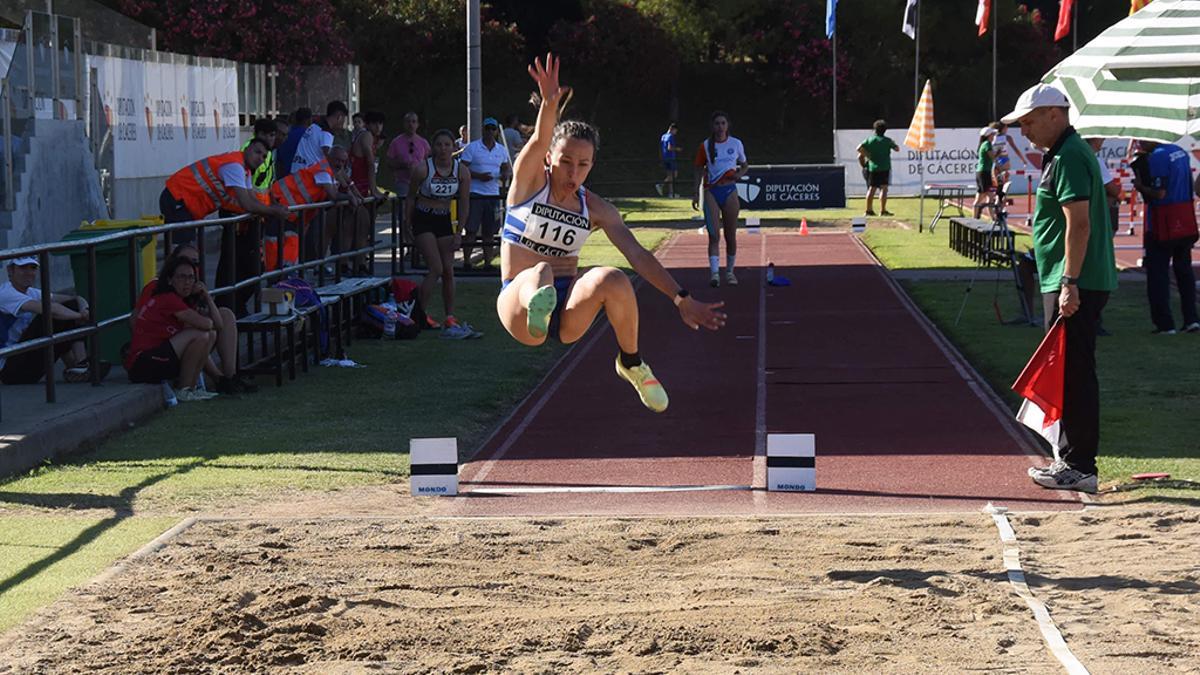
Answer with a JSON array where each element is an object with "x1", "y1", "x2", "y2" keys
[
  {"x1": 1011, "y1": 320, "x2": 1067, "y2": 454},
  {"x1": 976, "y1": 0, "x2": 992, "y2": 37},
  {"x1": 902, "y1": 0, "x2": 918, "y2": 39},
  {"x1": 1130, "y1": 0, "x2": 1151, "y2": 13},
  {"x1": 826, "y1": 0, "x2": 838, "y2": 39},
  {"x1": 904, "y1": 80, "x2": 935, "y2": 151},
  {"x1": 1054, "y1": 0, "x2": 1075, "y2": 42}
]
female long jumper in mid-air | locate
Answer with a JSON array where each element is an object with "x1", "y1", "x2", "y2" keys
[{"x1": 496, "y1": 54, "x2": 727, "y2": 413}]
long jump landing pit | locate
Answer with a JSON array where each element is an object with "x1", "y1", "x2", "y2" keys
[
  {"x1": 1, "y1": 509, "x2": 1197, "y2": 673},
  {"x1": 449, "y1": 232, "x2": 1080, "y2": 517}
]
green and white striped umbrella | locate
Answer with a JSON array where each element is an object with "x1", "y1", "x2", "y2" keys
[{"x1": 1042, "y1": 0, "x2": 1200, "y2": 142}]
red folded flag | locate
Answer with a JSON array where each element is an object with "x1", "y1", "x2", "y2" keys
[
  {"x1": 1011, "y1": 319, "x2": 1066, "y2": 451},
  {"x1": 976, "y1": 0, "x2": 991, "y2": 37},
  {"x1": 1054, "y1": 0, "x2": 1074, "y2": 42}
]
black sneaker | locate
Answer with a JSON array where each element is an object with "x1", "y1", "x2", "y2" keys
[
  {"x1": 880, "y1": 210, "x2": 894, "y2": 216},
  {"x1": 864, "y1": 209, "x2": 877, "y2": 216},
  {"x1": 217, "y1": 375, "x2": 258, "y2": 395}
]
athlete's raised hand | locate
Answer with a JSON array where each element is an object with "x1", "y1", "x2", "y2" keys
[
  {"x1": 678, "y1": 297, "x2": 727, "y2": 331},
  {"x1": 528, "y1": 53, "x2": 569, "y2": 106}
]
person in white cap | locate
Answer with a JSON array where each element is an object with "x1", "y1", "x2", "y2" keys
[
  {"x1": 973, "y1": 125, "x2": 1000, "y2": 219},
  {"x1": 1002, "y1": 83, "x2": 1117, "y2": 494},
  {"x1": 0, "y1": 256, "x2": 99, "y2": 384}
]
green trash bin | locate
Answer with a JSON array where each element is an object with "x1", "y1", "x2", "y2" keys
[{"x1": 57, "y1": 228, "x2": 154, "y2": 365}]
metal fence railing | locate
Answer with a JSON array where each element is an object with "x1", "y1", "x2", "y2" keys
[{"x1": 0, "y1": 194, "x2": 401, "y2": 421}]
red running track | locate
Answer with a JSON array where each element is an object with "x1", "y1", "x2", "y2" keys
[{"x1": 438, "y1": 232, "x2": 1081, "y2": 517}]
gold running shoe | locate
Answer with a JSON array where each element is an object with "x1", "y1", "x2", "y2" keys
[
  {"x1": 526, "y1": 285, "x2": 558, "y2": 339},
  {"x1": 614, "y1": 355, "x2": 669, "y2": 413}
]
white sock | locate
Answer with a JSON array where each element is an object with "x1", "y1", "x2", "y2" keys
[
  {"x1": 709, "y1": 256, "x2": 719, "y2": 275},
  {"x1": 726, "y1": 255, "x2": 736, "y2": 271}
]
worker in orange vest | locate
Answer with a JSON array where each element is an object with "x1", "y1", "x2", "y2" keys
[
  {"x1": 268, "y1": 146, "x2": 363, "y2": 269},
  {"x1": 160, "y1": 138, "x2": 290, "y2": 237}
]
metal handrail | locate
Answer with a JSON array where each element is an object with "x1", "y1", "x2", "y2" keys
[{"x1": 0, "y1": 194, "x2": 397, "y2": 417}]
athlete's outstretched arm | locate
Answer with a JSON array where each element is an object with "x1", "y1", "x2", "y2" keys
[
  {"x1": 510, "y1": 54, "x2": 568, "y2": 204},
  {"x1": 592, "y1": 196, "x2": 726, "y2": 331}
]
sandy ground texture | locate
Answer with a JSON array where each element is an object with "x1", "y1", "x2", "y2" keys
[{"x1": 0, "y1": 507, "x2": 1197, "y2": 674}]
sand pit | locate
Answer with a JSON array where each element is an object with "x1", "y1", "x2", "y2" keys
[{"x1": 0, "y1": 507, "x2": 1197, "y2": 673}]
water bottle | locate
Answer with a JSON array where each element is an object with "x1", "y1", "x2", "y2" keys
[
  {"x1": 161, "y1": 381, "x2": 178, "y2": 408},
  {"x1": 384, "y1": 314, "x2": 397, "y2": 339},
  {"x1": 766, "y1": 262, "x2": 775, "y2": 284}
]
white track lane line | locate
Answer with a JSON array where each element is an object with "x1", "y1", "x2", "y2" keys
[
  {"x1": 986, "y1": 505, "x2": 1090, "y2": 675},
  {"x1": 753, "y1": 231, "x2": 768, "y2": 494}
]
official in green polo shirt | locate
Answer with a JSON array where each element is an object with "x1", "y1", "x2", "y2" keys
[
  {"x1": 1002, "y1": 83, "x2": 1117, "y2": 495},
  {"x1": 856, "y1": 119, "x2": 900, "y2": 217}
]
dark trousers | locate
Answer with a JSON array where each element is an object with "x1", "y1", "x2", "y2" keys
[
  {"x1": 1144, "y1": 237, "x2": 1198, "y2": 332},
  {"x1": 0, "y1": 299, "x2": 82, "y2": 385},
  {"x1": 159, "y1": 188, "x2": 201, "y2": 245},
  {"x1": 215, "y1": 213, "x2": 261, "y2": 317},
  {"x1": 1042, "y1": 289, "x2": 1109, "y2": 474}
]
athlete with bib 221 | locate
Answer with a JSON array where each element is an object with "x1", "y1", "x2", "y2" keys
[
  {"x1": 692, "y1": 111, "x2": 748, "y2": 288},
  {"x1": 498, "y1": 54, "x2": 727, "y2": 413}
]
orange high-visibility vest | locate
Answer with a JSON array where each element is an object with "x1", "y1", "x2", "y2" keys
[
  {"x1": 271, "y1": 158, "x2": 334, "y2": 221},
  {"x1": 164, "y1": 151, "x2": 248, "y2": 219}
]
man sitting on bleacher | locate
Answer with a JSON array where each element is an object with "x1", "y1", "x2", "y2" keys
[{"x1": 0, "y1": 257, "x2": 102, "y2": 384}]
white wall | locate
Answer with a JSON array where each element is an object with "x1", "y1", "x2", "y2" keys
[{"x1": 0, "y1": 119, "x2": 109, "y2": 290}]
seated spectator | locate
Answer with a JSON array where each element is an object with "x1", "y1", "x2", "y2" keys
[
  {"x1": 134, "y1": 245, "x2": 256, "y2": 394},
  {"x1": 0, "y1": 257, "x2": 100, "y2": 384},
  {"x1": 125, "y1": 257, "x2": 221, "y2": 401}
]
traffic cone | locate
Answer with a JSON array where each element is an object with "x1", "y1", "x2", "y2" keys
[{"x1": 800, "y1": 218, "x2": 809, "y2": 236}]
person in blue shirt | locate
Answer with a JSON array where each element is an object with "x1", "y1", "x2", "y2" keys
[
  {"x1": 275, "y1": 107, "x2": 311, "y2": 179},
  {"x1": 1133, "y1": 141, "x2": 1199, "y2": 334},
  {"x1": 656, "y1": 123, "x2": 680, "y2": 197}
]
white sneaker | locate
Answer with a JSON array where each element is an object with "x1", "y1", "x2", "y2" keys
[
  {"x1": 176, "y1": 387, "x2": 218, "y2": 402},
  {"x1": 725, "y1": 270, "x2": 738, "y2": 286},
  {"x1": 1027, "y1": 459, "x2": 1067, "y2": 478},
  {"x1": 1184, "y1": 322, "x2": 1200, "y2": 333},
  {"x1": 1031, "y1": 465, "x2": 1097, "y2": 493},
  {"x1": 709, "y1": 272, "x2": 720, "y2": 288}
]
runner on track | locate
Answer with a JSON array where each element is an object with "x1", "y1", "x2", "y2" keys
[
  {"x1": 497, "y1": 54, "x2": 727, "y2": 413},
  {"x1": 692, "y1": 111, "x2": 748, "y2": 288}
]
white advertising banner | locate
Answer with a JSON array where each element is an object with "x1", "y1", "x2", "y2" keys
[
  {"x1": 836, "y1": 128, "x2": 1200, "y2": 197},
  {"x1": 91, "y1": 55, "x2": 239, "y2": 179},
  {"x1": 836, "y1": 127, "x2": 1043, "y2": 197}
]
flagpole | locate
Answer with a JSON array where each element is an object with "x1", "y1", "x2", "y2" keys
[
  {"x1": 1072, "y1": 3, "x2": 1078, "y2": 52},
  {"x1": 914, "y1": 1, "x2": 921, "y2": 107},
  {"x1": 832, "y1": 30, "x2": 838, "y2": 161},
  {"x1": 991, "y1": 3, "x2": 997, "y2": 120}
]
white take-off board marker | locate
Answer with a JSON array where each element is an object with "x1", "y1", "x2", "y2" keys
[
  {"x1": 410, "y1": 438, "x2": 458, "y2": 496},
  {"x1": 851, "y1": 216, "x2": 867, "y2": 234},
  {"x1": 767, "y1": 433, "x2": 815, "y2": 492}
]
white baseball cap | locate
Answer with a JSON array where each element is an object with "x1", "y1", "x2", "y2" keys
[
  {"x1": 1001, "y1": 83, "x2": 1070, "y2": 124},
  {"x1": 980, "y1": 126, "x2": 998, "y2": 137},
  {"x1": 7, "y1": 256, "x2": 38, "y2": 267}
]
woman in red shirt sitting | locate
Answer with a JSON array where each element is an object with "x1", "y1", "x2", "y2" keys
[{"x1": 125, "y1": 257, "x2": 222, "y2": 401}]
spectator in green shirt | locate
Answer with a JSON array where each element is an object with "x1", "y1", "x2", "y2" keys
[
  {"x1": 1001, "y1": 83, "x2": 1117, "y2": 495},
  {"x1": 856, "y1": 120, "x2": 899, "y2": 217},
  {"x1": 973, "y1": 126, "x2": 999, "y2": 219}
]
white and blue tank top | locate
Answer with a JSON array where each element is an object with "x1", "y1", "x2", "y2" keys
[{"x1": 503, "y1": 174, "x2": 593, "y2": 258}]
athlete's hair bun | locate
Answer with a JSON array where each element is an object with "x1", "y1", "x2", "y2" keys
[{"x1": 550, "y1": 120, "x2": 599, "y2": 152}]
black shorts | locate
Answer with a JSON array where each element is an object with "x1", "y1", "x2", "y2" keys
[
  {"x1": 411, "y1": 206, "x2": 454, "y2": 239},
  {"x1": 868, "y1": 170, "x2": 890, "y2": 188},
  {"x1": 976, "y1": 171, "x2": 994, "y2": 192},
  {"x1": 128, "y1": 341, "x2": 181, "y2": 384}
]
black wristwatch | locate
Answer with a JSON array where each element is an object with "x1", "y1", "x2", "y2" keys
[
  {"x1": 1060, "y1": 275, "x2": 1079, "y2": 287},
  {"x1": 673, "y1": 289, "x2": 690, "y2": 306}
]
